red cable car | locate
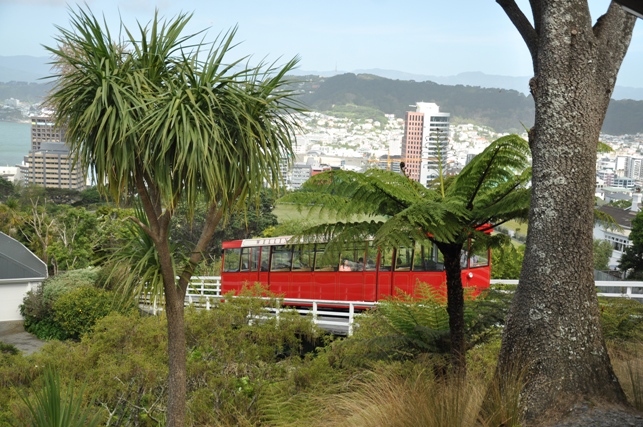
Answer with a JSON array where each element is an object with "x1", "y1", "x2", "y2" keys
[{"x1": 221, "y1": 235, "x2": 491, "y2": 303}]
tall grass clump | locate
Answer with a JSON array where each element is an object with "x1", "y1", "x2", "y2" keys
[
  {"x1": 478, "y1": 361, "x2": 527, "y2": 427},
  {"x1": 319, "y1": 364, "x2": 484, "y2": 427},
  {"x1": 601, "y1": 296, "x2": 643, "y2": 411},
  {"x1": 610, "y1": 341, "x2": 643, "y2": 411}
]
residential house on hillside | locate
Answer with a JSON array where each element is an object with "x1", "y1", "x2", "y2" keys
[
  {"x1": 594, "y1": 192, "x2": 642, "y2": 270},
  {"x1": 0, "y1": 232, "x2": 47, "y2": 322}
]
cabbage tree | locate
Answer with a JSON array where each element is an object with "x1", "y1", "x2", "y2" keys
[{"x1": 45, "y1": 8, "x2": 301, "y2": 426}]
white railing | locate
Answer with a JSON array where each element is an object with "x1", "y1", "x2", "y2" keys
[
  {"x1": 254, "y1": 300, "x2": 377, "y2": 336},
  {"x1": 140, "y1": 277, "x2": 643, "y2": 335},
  {"x1": 139, "y1": 276, "x2": 376, "y2": 335},
  {"x1": 491, "y1": 279, "x2": 643, "y2": 301}
]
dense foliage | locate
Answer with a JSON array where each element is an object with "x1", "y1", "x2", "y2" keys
[
  {"x1": 3, "y1": 290, "x2": 321, "y2": 426},
  {"x1": 599, "y1": 296, "x2": 643, "y2": 342},
  {"x1": 0, "y1": 177, "x2": 16, "y2": 202},
  {"x1": 45, "y1": 7, "x2": 303, "y2": 425},
  {"x1": 619, "y1": 209, "x2": 643, "y2": 279},
  {"x1": 3, "y1": 282, "x2": 640, "y2": 426},
  {"x1": 0, "y1": 184, "x2": 280, "y2": 274},
  {"x1": 0, "y1": 186, "x2": 118, "y2": 272},
  {"x1": 170, "y1": 189, "x2": 279, "y2": 259},
  {"x1": 594, "y1": 239, "x2": 614, "y2": 271},
  {"x1": 491, "y1": 243, "x2": 524, "y2": 280},
  {"x1": 20, "y1": 268, "x2": 135, "y2": 340},
  {"x1": 281, "y1": 134, "x2": 531, "y2": 369}
]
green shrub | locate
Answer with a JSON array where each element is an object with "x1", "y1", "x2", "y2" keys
[
  {"x1": 52, "y1": 286, "x2": 116, "y2": 340},
  {"x1": 42, "y1": 268, "x2": 100, "y2": 303},
  {"x1": 600, "y1": 297, "x2": 643, "y2": 342},
  {"x1": 465, "y1": 285, "x2": 514, "y2": 347},
  {"x1": 341, "y1": 283, "x2": 513, "y2": 365},
  {"x1": 20, "y1": 267, "x2": 133, "y2": 341},
  {"x1": 0, "y1": 342, "x2": 19, "y2": 356},
  {"x1": 25, "y1": 318, "x2": 68, "y2": 341},
  {"x1": 20, "y1": 286, "x2": 50, "y2": 330},
  {"x1": 183, "y1": 287, "x2": 320, "y2": 426},
  {"x1": 21, "y1": 268, "x2": 101, "y2": 336}
]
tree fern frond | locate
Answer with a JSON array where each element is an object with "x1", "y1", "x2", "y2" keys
[{"x1": 449, "y1": 135, "x2": 530, "y2": 207}]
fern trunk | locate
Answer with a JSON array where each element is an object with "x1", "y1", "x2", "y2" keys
[{"x1": 437, "y1": 241, "x2": 466, "y2": 372}]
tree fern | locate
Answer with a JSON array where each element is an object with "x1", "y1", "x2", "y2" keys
[{"x1": 281, "y1": 134, "x2": 532, "y2": 369}]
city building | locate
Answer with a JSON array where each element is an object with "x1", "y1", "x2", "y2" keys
[
  {"x1": 625, "y1": 156, "x2": 643, "y2": 180},
  {"x1": 21, "y1": 143, "x2": 86, "y2": 190},
  {"x1": 30, "y1": 116, "x2": 65, "y2": 151},
  {"x1": 0, "y1": 166, "x2": 22, "y2": 183},
  {"x1": 19, "y1": 116, "x2": 85, "y2": 190},
  {"x1": 372, "y1": 154, "x2": 402, "y2": 173},
  {"x1": 290, "y1": 163, "x2": 312, "y2": 190},
  {"x1": 401, "y1": 102, "x2": 450, "y2": 186}
]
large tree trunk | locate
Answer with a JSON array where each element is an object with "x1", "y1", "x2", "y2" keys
[{"x1": 496, "y1": 1, "x2": 635, "y2": 423}]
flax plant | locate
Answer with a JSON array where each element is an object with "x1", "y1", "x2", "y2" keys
[{"x1": 14, "y1": 367, "x2": 100, "y2": 427}]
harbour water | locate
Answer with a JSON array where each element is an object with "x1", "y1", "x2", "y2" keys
[{"x1": 0, "y1": 121, "x2": 30, "y2": 167}]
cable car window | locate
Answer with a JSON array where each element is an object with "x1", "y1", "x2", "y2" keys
[
  {"x1": 395, "y1": 247, "x2": 412, "y2": 271},
  {"x1": 313, "y1": 244, "x2": 336, "y2": 271},
  {"x1": 271, "y1": 245, "x2": 292, "y2": 272},
  {"x1": 380, "y1": 247, "x2": 394, "y2": 271},
  {"x1": 469, "y1": 240, "x2": 489, "y2": 267},
  {"x1": 260, "y1": 246, "x2": 270, "y2": 271},
  {"x1": 413, "y1": 242, "x2": 440, "y2": 271},
  {"x1": 365, "y1": 243, "x2": 377, "y2": 271},
  {"x1": 292, "y1": 246, "x2": 314, "y2": 271},
  {"x1": 223, "y1": 248, "x2": 241, "y2": 272},
  {"x1": 240, "y1": 248, "x2": 252, "y2": 271}
]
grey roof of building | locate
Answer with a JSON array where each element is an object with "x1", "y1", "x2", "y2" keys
[
  {"x1": 603, "y1": 192, "x2": 631, "y2": 201},
  {"x1": 596, "y1": 205, "x2": 638, "y2": 229},
  {"x1": 0, "y1": 233, "x2": 47, "y2": 280}
]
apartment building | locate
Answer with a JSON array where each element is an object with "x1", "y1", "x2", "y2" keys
[{"x1": 19, "y1": 116, "x2": 85, "y2": 190}]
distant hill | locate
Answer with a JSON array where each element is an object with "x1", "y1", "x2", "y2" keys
[
  {"x1": 603, "y1": 100, "x2": 643, "y2": 135},
  {"x1": 3, "y1": 55, "x2": 643, "y2": 101},
  {"x1": 296, "y1": 73, "x2": 643, "y2": 136},
  {"x1": 291, "y1": 68, "x2": 643, "y2": 101},
  {"x1": 297, "y1": 73, "x2": 534, "y2": 133},
  {"x1": 1, "y1": 55, "x2": 642, "y2": 135},
  {"x1": 0, "y1": 56, "x2": 52, "y2": 83},
  {"x1": 0, "y1": 81, "x2": 53, "y2": 103}
]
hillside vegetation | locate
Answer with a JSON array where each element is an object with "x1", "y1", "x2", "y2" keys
[
  {"x1": 295, "y1": 73, "x2": 643, "y2": 135},
  {"x1": 2, "y1": 73, "x2": 642, "y2": 135}
]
